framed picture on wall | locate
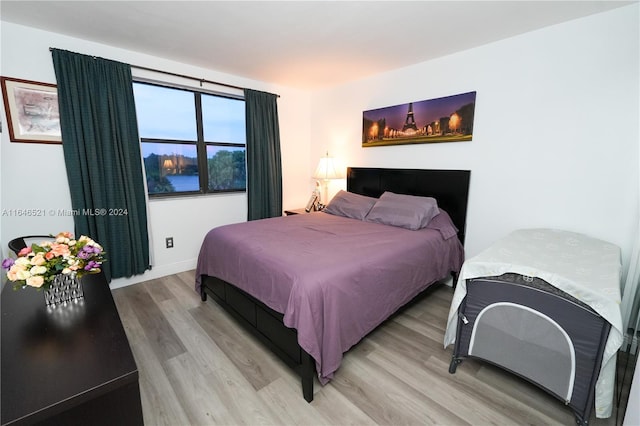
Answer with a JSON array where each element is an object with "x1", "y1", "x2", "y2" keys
[
  {"x1": 362, "y1": 91, "x2": 476, "y2": 147},
  {"x1": 1, "y1": 76, "x2": 62, "y2": 144}
]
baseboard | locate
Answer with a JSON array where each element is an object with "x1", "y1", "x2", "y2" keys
[
  {"x1": 109, "y1": 258, "x2": 197, "y2": 290},
  {"x1": 442, "y1": 275, "x2": 455, "y2": 287}
]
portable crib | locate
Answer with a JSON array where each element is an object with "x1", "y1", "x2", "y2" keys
[
  {"x1": 443, "y1": 228, "x2": 623, "y2": 425},
  {"x1": 449, "y1": 273, "x2": 610, "y2": 425}
]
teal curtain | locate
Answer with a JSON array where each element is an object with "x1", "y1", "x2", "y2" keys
[
  {"x1": 244, "y1": 89, "x2": 282, "y2": 220},
  {"x1": 52, "y1": 49, "x2": 150, "y2": 282}
]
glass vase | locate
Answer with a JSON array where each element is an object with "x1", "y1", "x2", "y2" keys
[{"x1": 44, "y1": 273, "x2": 84, "y2": 307}]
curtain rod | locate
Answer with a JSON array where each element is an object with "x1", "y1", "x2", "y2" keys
[{"x1": 49, "y1": 47, "x2": 280, "y2": 97}]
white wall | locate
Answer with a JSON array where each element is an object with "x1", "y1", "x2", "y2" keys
[
  {"x1": 310, "y1": 5, "x2": 640, "y2": 275},
  {"x1": 2, "y1": 5, "x2": 638, "y2": 289},
  {"x1": 0, "y1": 22, "x2": 313, "y2": 288}
]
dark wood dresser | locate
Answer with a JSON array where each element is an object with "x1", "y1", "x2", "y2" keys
[{"x1": 1, "y1": 272, "x2": 143, "y2": 425}]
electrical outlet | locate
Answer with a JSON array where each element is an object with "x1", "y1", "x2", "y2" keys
[{"x1": 165, "y1": 237, "x2": 174, "y2": 248}]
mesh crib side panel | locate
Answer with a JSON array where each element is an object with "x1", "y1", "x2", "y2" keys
[{"x1": 469, "y1": 303, "x2": 574, "y2": 401}]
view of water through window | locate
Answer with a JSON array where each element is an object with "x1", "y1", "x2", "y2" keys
[{"x1": 133, "y1": 82, "x2": 246, "y2": 196}]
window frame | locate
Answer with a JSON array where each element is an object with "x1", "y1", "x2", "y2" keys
[{"x1": 133, "y1": 80, "x2": 246, "y2": 199}]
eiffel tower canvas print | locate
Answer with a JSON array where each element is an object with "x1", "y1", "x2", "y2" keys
[{"x1": 362, "y1": 91, "x2": 476, "y2": 147}]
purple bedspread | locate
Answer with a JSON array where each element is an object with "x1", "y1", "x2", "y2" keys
[{"x1": 195, "y1": 211, "x2": 464, "y2": 384}]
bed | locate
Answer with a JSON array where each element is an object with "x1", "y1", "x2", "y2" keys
[
  {"x1": 443, "y1": 229, "x2": 623, "y2": 423},
  {"x1": 196, "y1": 167, "x2": 471, "y2": 401}
]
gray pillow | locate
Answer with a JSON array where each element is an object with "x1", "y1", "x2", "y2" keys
[
  {"x1": 365, "y1": 191, "x2": 439, "y2": 230},
  {"x1": 323, "y1": 190, "x2": 377, "y2": 220},
  {"x1": 426, "y1": 209, "x2": 459, "y2": 240}
]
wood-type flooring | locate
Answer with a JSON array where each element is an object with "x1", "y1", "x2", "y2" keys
[{"x1": 112, "y1": 270, "x2": 634, "y2": 425}]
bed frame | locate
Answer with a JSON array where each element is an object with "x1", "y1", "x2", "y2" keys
[{"x1": 200, "y1": 167, "x2": 471, "y2": 401}]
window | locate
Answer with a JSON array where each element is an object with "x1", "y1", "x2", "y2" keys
[{"x1": 133, "y1": 82, "x2": 246, "y2": 197}]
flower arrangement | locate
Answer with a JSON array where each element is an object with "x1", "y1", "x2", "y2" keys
[{"x1": 2, "y1": 232, "x2": 106, "y2": 290}]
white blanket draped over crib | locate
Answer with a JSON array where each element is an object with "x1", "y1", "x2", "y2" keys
[{"x1": 444, "y1": 228, "x2": 623, "y2": 418}]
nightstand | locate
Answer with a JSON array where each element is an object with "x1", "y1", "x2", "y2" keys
[{"x1": 284, "y1": 208, "x2": 313, "y2": 216}]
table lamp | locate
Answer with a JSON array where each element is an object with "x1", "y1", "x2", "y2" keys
[{"x1": 313, "y1": 152, "x2": 342, "y2": 208}]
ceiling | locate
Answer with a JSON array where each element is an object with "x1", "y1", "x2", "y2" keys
[{"x1": 1, "y1": 1, "x2": 634, "y2": 90}]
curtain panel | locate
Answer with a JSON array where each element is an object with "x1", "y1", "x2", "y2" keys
[
  {"x1": 51, "y1": 49, "x2": 150, "y2": 282},
  {"x1": 244, "y1": 89, "x2": 283, "y2": 220}
]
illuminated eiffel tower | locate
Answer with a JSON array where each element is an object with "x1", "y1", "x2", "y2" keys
[{"x1": 402, "y1": 102, "x2": 418, "y2": 132}]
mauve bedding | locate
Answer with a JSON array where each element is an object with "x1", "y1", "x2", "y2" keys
[{"x1": 195, "y1": 211, "x2": 463, "y2": 383}]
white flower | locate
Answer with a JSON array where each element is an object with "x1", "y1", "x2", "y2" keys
[
  {"x1": 26, "y1": 275, "x2": 44, "y2": 288},
  {"x1": 14, "y1": 257, "x2": 31, "y2": 267},
  {"x1": 30, "y1": 265, "x2": 47, "y2": 275},
  {"x1": 15, "y1": 268, "x2": 31, "y2": 281}
]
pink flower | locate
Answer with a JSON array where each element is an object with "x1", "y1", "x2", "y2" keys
[
  {"x1": 49, "y1": 243, "x2": 71, "y2": 258},
  {"x1": 55, "y1": 231, "x2": 73, "y2": 243},
  {"x1": 17, "y1": 247, "x2": 32, "y2": 257}
]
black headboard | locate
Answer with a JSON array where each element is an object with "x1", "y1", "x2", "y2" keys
[{"x1": 347, "y1": 167, "x2": 471, "y2": 245}]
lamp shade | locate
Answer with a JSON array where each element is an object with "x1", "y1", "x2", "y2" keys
[
  {"x1": 313, "y1": 153, "x2": 341, "y2": 180},
  {"x1": 162, "y1": 159, "x2": 174, "y2": 169}
]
